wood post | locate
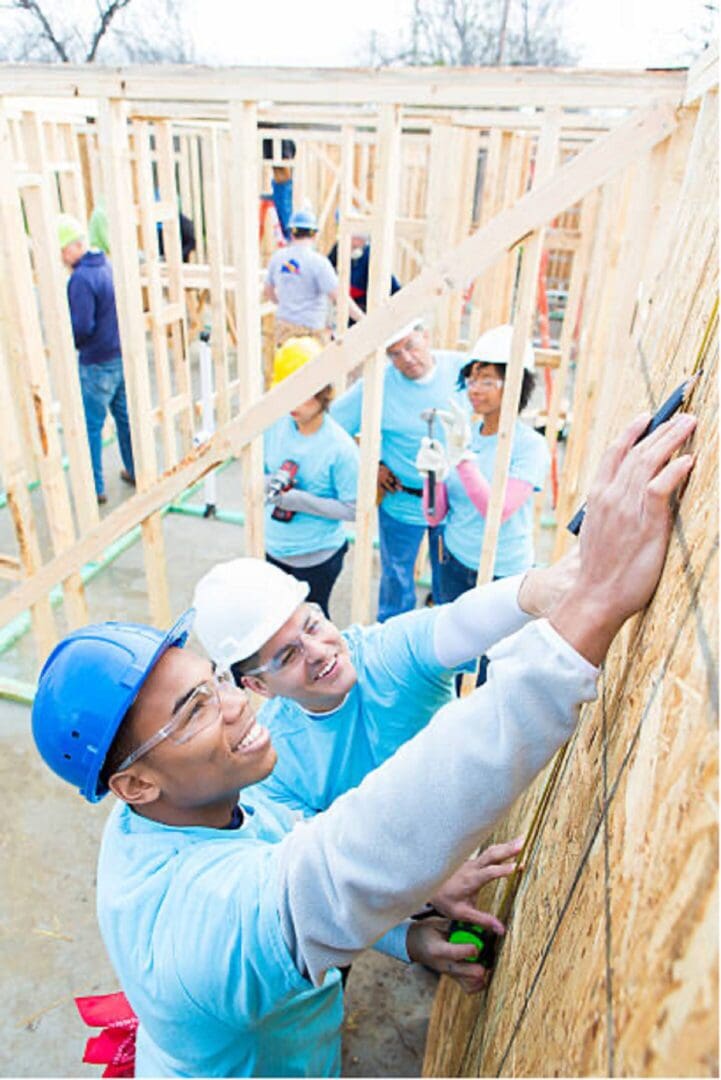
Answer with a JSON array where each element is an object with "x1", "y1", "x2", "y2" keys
[{"x1": 350, "y1": 104, "x2": 402, "y2": 624}]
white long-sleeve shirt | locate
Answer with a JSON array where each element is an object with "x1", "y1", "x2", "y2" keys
[{"x1": 277, "y1": 618, "x2": 598, "y2": 984}]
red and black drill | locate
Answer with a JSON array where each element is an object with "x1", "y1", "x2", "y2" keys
[{"x1": 266, "y1": 460, "x2": 299, "y2": 521}]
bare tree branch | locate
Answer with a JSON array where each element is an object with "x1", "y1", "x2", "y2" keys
[
  {"x1": 86, "y1": 0, "x2": 131, "y2": 60},
  {"x1": 365, "y1": 0, "x2": 578, "y2": 68},
  {"x1": 13, "y1": 0, "x2": 68, "y2": 60}
]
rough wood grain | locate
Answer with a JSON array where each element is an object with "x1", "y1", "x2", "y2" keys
[{"x1": 423, "y1": 87, "x2": 718, "y2": 1080}]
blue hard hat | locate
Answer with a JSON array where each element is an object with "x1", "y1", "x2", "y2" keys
[
  {"x1": 31, "y1": 610, "x2": 194, "y2": 804},
  {"x1": 288, "y1": 207, "x2": 318, "y2": 231}
]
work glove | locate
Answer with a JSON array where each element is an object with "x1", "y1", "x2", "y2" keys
[
  {"x1": 415, "y1": 437, "x2": 449, "y2": 481},
  {"x1": 437, "y1": 398, "x2": 474, "y2": 468},
  {"x1": 271, "y1": 487, "x2": 304, "y2": 512}
]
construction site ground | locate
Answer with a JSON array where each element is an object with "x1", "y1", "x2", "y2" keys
[{"x1": 0, "y1": 438, "x2": 441, "y2": 1078}]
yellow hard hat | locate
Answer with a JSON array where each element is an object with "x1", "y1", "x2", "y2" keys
[
  {"x1": 271, "y1": 336, "x2": 323, "y2": 387},
  {"x1": 57, "y1": 213, "x2": 84, "y2": 250}
]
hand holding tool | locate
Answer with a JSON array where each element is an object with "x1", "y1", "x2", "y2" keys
[
  {"x1": 266, "y1": 460, "x2": 299, "y2": 521},
  {"x1": 437, "y1": 399, "x2": 474, "y2": 468},
  {"x1": 567, "y1": 373, "x2": 701, "y2": 535},
  {"x1": 418, "y1": 408, "x2": 446, "y2": 513}
]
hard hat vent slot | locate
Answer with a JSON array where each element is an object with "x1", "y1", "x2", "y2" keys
[
  {"x1": 63, "y1": 752, "x2": 71, "y2": 760},
  {"x1": 71, "y1": 730, "x2": 80, "y2": 738}
]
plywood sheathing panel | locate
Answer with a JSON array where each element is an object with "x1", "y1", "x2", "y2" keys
[{"x1": 424, "y1": 89, "x2": 718, "y2": 1079}]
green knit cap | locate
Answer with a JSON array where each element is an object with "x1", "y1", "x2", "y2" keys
[{"x1": 57, "y1": 213, "x2": 84, "y2": 249}]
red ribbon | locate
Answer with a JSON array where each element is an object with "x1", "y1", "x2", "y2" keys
[{"x1": 75, "y1": 992, "x2": 138, "y2": 1078}]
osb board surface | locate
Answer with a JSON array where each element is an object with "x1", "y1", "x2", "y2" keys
[{"x1": 423, "y1": 93, "x2": 718, "y2": 1077}]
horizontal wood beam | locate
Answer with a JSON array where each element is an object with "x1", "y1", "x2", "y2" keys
[
  {"x1": 0, "y1": 101, "x2": 678, "y2": 630},
  {"x1": 0, "y1": 64, "x2": 686, "y2": 109}
]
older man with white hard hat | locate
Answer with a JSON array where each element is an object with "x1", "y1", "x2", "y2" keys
[{"x1": 331, "y1": 317, "x2": 465, "y2": 620}]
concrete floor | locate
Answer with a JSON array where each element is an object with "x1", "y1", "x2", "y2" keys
[{"x1": 0, "y1": 441, "x2": 439, "y2": 1077}]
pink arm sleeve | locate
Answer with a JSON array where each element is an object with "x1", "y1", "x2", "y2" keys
[
  {"x1": 422, "y1": 475, "x2": 448, "y2": 525},
  {"x1": 456, "y1": 459, "x2": 533, "y2": 522}
]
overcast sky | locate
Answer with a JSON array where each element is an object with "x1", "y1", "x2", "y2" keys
[{"x1": 187, "y1": 0, "x2": 712, "y2": 68}]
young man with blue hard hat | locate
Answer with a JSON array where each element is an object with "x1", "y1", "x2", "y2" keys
[
  {"x1": 31, "y1": 410, "x2": 696, "y2": 1078},
  {"x1": 331, "y1": 316, "x2": 466, "y2": 620}
]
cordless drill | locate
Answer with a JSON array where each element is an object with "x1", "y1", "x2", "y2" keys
[{"x1": 266, "y1": 460, "x2": 299, "y2": 521}]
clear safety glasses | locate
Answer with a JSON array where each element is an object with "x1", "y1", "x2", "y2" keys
[
  {"x1": 243, "y1": 603, "x2": 327, "y2": 677},
  {"x1": 465, "y1": 375, "x2": 504, "y2": 389},
  {"x1": 116, "y1": 669, "x2": 239, "y2": 772}
]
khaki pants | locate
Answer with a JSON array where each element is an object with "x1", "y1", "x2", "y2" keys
[{"x1": 273, "y1": 318, "x2": 331, "y2": 350}]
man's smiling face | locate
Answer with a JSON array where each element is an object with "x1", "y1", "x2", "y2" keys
[{"x1": 241, "y1": 603, "x2": 358, "y2": 712}]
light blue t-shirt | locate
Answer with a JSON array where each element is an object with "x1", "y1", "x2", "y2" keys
[
  {"x1": 267, "y1": 242, "x2": 338, "y2": 328},
  {"x1": 250, "y1": 606, "x2": 453, "y2": 816},
  {"x1": 444, "y1": 419, "x2": 550, "y2": 577},
  {"x1": 264, "y1": 413, "x2": 359, "y2": 560},
  {"x1": 97, "y1": 790, "x2": 344, "y2": 1078},
  {"x1": 331, "y1": 351, "x2": 465, "y2": 525}
]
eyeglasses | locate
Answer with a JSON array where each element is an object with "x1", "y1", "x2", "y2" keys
[
  {"x1": 465, "y1": 375, "x2": 504, "y2": 389},
  {"x1": 116, "y1": 669, "x2": 240, "y2": 772},
  {"x1": 244, "y1": 603, "x2": 327, "y2": 676}
]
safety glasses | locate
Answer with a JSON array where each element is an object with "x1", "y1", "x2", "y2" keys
[
  {"x1": 116, "y1": 669, "x2": 239, "y2": 772},
  {"x1": 243, "y1": 602, "x2": 326, "y2": 676},
  {"x1": 465, "y1": 375, "x2": 504, "y2": 389}
]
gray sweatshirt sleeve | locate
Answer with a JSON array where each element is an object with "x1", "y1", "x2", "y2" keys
[
  {"x1": 273, "y1": 488, "x2": 356, "y2": 522},
  {"x1": 275, "y1": 619, "x2": 598, "y2": 985},
  {"x1": 433, "y1": 573, "x2": 533, "y2": 668}
]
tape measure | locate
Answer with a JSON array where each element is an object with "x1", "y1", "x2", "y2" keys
[{"x1": 448, "y1": 920, "x2": 497, "y2": 968}]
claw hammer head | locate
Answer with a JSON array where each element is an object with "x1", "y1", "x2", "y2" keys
[{"x1": 420, "y1": 407, "x2": 437, "y2": 439}]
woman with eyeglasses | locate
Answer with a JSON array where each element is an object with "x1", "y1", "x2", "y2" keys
[
  {"x1": 264, "y1": 336, "x2": 358, "y2": 617},
  {"x1": 417, "y1": 325, "x2": 550, "y2": 611}
]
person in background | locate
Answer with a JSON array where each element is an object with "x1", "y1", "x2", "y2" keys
[
  {"x1": 417, "y1": 325, "x2": 549, "y2": 684},
  {"x1": 332, "y1": 318, "x2": 465, "y2": 621},
  {"x1": 327, "y1": 229, "x2": 402, "y2": 324},
  {"x1": 418, "y1": 325, "x2": 549, "y2": 602},
  {"x1": 264, "y1": 208, "x2": 364, "y2": 348},
  {"x1": 87, "y1": 195, "x2": 110, "y2": 255},
  {"x1": 58, "y1": 213, "x2": 135, "y2": 505},
  {"x1": 262, "y1": 136, "x2": 296, "y2": 241},
  {"x1": 264, "y1": 337, "x2": 359, "y2": 617},
  {"x1": 89, "y1": 197, "x2": 195, "y2": 262},
  {"x1": 29, "y1": 410, "x2": 698, "y2": 1076}
]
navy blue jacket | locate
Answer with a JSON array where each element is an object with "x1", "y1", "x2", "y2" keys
[{"x1": 67, "y1": 251, "x2": 122, "y2": 365}]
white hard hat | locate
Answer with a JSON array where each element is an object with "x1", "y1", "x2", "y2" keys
[
  {"x1": 192, "y1": 558, "x2": 309, "y2": 669},
  {"x1": 384, "y1": 318, "x2": 425, "y2": 352},
  {"x1": 468, "y1": 324, "x2": 535, "y2": 373}
]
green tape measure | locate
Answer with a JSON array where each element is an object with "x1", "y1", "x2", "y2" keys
[{"x1": 448, "y1": 920, "x2": 497, "y2": 968}]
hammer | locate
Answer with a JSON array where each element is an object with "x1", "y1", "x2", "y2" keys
[{"x1": 420, "y1": 408, "x2": 438, "y2": 516}]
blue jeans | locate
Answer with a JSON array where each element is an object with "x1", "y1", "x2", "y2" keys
[
  {"x1": 377, "y1": 502, "x2": 444, "y2": 623},
  {"x1": 79, "y1": 358, "x2": 134, "y2": 496}
]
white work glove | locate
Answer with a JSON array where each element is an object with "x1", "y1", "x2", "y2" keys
[
  {"x1": 415, "y1": 437, "x2": 449, "y2": 481},
  {"x1": 437, "y1": 398, "x2": 474, "y2": 468}
]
